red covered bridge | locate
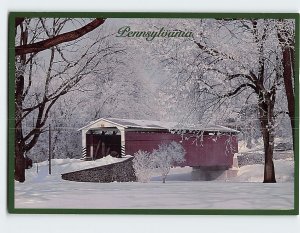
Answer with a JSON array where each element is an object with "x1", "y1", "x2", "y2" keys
[{"x1": 79, "y1": 118, "x2": 239, "y2": 170}]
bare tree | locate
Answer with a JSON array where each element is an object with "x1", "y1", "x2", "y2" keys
[
  {"x1": 150, "y1": 19, "x2": 294, "y2": 183},
  {"x1": 181, "y1": 20, "x2": 278, "y2": 182},
  {"x1": 190, "y1": 19, "x2": 295, "y2": 183},
  {"x1": 14, "y1": 18, "x2": 124, "y2": 182}
]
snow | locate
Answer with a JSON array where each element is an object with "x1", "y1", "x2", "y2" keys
[
  {"x1": 233, "y1": 159, "x2": 294, "y2": 183},
  {"x1": 80, "y1": 117, "x2": 239, "y2": 133},
  {"x1": 24, "y1": 155, "x2": 132, "y2": 183},
  {"x1": 14, "y1": 156, "x2": 294, "y2": 210},
  {"x1": 151, "y1": 159, "x2": 294, "y2": 183},
  {"x1": 15, "y1": 181, "x2": 293, "y2": 209}
]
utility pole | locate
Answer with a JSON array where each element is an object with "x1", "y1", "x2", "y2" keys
[{"x1": 48, "y1": 124, "x2": 52, "y2": 175}]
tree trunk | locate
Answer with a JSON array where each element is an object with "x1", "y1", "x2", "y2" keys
[
  {"x1": 14, "y1": 21, "x2": 28, "y2": 182},
  {"x1": 15, "y1": 74, "x2": 26, "y2": 182},
  {"x1": 258, "y1": 94, "x2": 276, "y2": 183},
  {"x1": 282, "y1": 46, "x2": 295, "y2": 147},
  {"x1": 262, "y1": 130, "x2": 276, "y2": 183},
  {"x1": 15, "y1": 135, "x2": 26, "y2": 182}
]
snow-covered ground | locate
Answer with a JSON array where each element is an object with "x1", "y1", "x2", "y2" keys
[
  {"x1": 23, "y1": 155, "x2": 132, "y2": 183},
  {"x1": 233, "y1": 159, "x2": 294, "y2": 183},
  {"x1": 14, "y1": 155, "x2": 294, "y2": 210}
]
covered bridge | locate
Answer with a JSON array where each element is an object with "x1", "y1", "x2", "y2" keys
[{"x1": 78, "y1": 118, "x2": 239, "y2": 169}]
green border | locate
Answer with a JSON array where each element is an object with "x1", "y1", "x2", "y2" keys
[{"x1": 7, "y1": 12, "x2": 300, "y2": 215}]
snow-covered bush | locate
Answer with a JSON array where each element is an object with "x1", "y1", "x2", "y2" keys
[
  {"x1": 133, "y1": 142, "x2": 186, "y2": 183},
  {"x1": 133, "y1": 150, "x2": 154, "y2": 183},
  {"x1": 152, "y1": 141, "x2": 186, "y2": 183}
]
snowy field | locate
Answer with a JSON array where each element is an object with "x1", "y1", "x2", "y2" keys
[{"x1": 15, "y1": 156, "x2": 294, "y2": 210}]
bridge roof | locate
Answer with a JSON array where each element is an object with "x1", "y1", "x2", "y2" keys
[{"x1": 79, "y1": 117, "x2": 239, "y2": 134}]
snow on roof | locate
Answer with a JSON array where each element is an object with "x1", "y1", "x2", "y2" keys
[{"x1": 79, "y1": 117, "x2": 239, "y2": 133}]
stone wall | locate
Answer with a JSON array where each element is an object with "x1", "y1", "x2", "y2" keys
[{"x1": 61, "y1": 157, "x2": 136, "y2": 182}]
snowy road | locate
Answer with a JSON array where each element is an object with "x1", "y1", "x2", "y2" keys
[{"x1": 15, "y1": 181, "x2": 294, "y2": 209}]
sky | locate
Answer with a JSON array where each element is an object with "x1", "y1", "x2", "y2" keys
[{"x1": 1, "y1": 1, "x2": 300, "y2": 233}]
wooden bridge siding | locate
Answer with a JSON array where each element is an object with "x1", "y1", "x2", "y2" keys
[{"x1": 125, "y1": 131, "x2": 238, "y2": 167}]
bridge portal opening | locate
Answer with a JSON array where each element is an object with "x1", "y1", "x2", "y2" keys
[{"x1": 86, "y1": 128, "x2": 122, "y2": 160}]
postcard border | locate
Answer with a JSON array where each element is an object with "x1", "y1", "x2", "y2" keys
[{"x1": 7, "y1": 12, "x2": 300, "y2": 215}]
